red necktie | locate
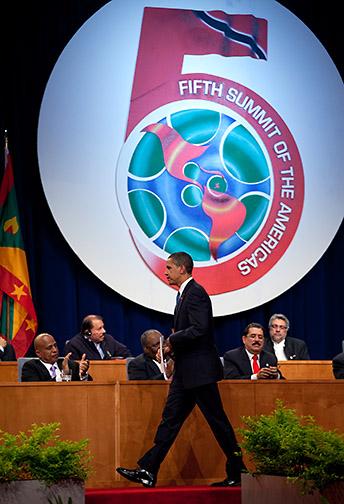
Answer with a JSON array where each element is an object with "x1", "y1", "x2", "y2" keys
[{"x1": 252, "y1": 355, "x2": 260, "y2": 374}]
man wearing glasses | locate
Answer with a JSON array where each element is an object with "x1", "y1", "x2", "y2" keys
[{"x1": 264, "y1": 313, "x2": 310, "y2": 360}]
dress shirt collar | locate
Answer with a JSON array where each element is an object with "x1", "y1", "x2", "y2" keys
[
  {"x1": 40, "y1": 360, "x2": 62, "y2": 381},
  {"x1": 178, "y1": 277, "x2": 193, "y2": 297},
  {"x1": 273, "y1": 339, "x2": 287, "y2": 361},
  {"x1": 245, "y1": 349, "x2": 260, "y2": 373}
]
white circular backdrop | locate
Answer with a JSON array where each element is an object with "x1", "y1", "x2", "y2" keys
[{"x1": 37, "y1": 0, "x2": 343, "y2": 316}]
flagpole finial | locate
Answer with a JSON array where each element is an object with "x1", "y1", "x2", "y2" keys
[{"x1": 4, "y1": 129, "x2": 8, "y2": 150}]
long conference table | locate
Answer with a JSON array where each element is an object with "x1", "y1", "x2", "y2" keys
[{"x1": 0, "y1": 360, "x2": 342, "y2": 488}]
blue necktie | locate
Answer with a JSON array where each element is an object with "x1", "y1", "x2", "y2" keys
[
  {"x1": 95, "y1": 342, "x2": 105, "y2": 359},
  {"x1": 176, "y1": 291, "x2": 181, "y2": 306}
]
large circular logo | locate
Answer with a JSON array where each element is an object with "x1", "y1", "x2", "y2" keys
[
  {"x1": 37, "y1": 0, "x2": 343, "y2": 315},
  {"x1": 117, "y1": 90, "x2": 304, "y2": 294}
]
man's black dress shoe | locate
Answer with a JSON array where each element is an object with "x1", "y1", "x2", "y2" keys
[
  {"x1": 210, "y1": 456, "x2": 245, "y2": 487},
  {"x1": 210, "y1": 477, "x2": 241, "y2": 487},
  {"x1": 116, "y1": 467, "x2": 156, "y2": 488}
]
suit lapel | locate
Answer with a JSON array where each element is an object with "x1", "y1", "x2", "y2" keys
[
  {"x1": 147, "y1": 358, "x2": 161, "y2": 377},
  {"x1": 174, "y1": 279, "x2": 194, "y2": 325},
  {"x1": 284, "y1": 339, "x2": 291, "y2": 359},
  {"x1": 260, "y1": 350, "x2": 267, "y2": 367},
  {"x1": 174, "y1": 291, "x2": 182, "y2": 319},
  {"x1": 38, "y1": 360, "x2": 55, "y2": 381},
  {"x1": 241, "y1": 348, "x2": 253, "y2": 375}
]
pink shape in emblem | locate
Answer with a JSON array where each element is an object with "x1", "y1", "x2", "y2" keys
[{"x1": 142, "y1": 122, "x2": 246, "y2": 260}]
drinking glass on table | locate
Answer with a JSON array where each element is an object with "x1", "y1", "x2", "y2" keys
[{"x1": 61, "y1": 371, "x2": 72, "y2": 382}]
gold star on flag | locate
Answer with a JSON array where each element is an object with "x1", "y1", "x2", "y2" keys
[
  {"x1": 4, "y1": 216, "x2": 19, "y2": 234},
  {"x1": 25, "y1": 318, "x2": 37, "y2": 333},
  {"x1": 11, "y1": 283, "x2": 27, "y2": 301}
]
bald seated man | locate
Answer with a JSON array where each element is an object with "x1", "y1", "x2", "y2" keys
[
  {"x1": 21, "y1": 333, "x2": 92, "y2": 382},
  {"x1": 128, "y1": 329, "x2": 174, "y2": 380}
]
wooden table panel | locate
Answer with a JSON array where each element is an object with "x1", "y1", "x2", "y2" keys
[
  {"x1": 0, "y1": 382, "x2": 117, "y2": 488},
  {"x1": 1, "y1": 359, "x2": 335, "y2": 383},
  {"x1": 1, "y1": 380, "x2": 343, "y2": 488},
  {"x1": 0, "y1": 362, "x2": 18, "y2": 382},
  {"x1": 88, "y1": 359, "x2": 127, "y2": 382},
  {"x1": 277, "y1": 360, "x2": 333, "y2": 380},
  {"x1": 253, "y1": 380, "x2": 344, "y2": 432},
  {"x1": 0, "y1": 359, "x2": 128, "y2": 383}
]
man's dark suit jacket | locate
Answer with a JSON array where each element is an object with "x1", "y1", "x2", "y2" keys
[
  {"x1": 137, "y1": 277, "x2": 237, "y2": 474},
  {"x1": 169, "y1": 279, "x2": 223, "y2": 389},
  {"x1": 128, "y1": 353, "x2": 165, "y2": 380},
  {"x1": 332, "y1": 352, "x2": 344, "y2": 379},
  {"x1": 264, "y1": 336, "x2": 310, "y2": 360},
  {"x1": 223, "y1": 346, "x2": 282, "y2": 380},
  {"x1": 21, "y1": 357, "x2": 92, "y2": 382},
  {"x1": 0, "y1": 343, "x2": 16, "y2": 361},
  {"x1": 63, "y1": 333, "x2": 131, "y2": 360}
]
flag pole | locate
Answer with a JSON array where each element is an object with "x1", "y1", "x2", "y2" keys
[
  {"x1": 3, "y1": 130, "x2": 11, "y2": 340},
  {"x1": 3, "y1": 130, "x2": 8, "y2": 181}
]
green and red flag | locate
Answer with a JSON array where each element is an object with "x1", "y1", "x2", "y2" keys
[{"x1": 0, "y1": 147, "x2": 37, "y2": 356}]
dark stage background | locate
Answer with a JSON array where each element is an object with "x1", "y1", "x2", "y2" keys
[{"x1": 2, "y1": 1, "x2": 343, "y2": 359}]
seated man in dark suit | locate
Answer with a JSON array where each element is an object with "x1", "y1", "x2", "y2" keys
[
  {"x1": 223, "y1": 323, "x2": 283, "y2": 380},
  {"x1": 264, "y1": 313, "x2": 310, "y2": 360},
  {"x1": 64, "y1": 314, "x2": 132, "y2": 360},
  {"x1": 128, "y1": 329, "x2": 174, "y2": 380},
  {"x1": 0, "y1": 336, "x2": 16, "y2": 361},
  {"x1": 22, "y1": 333, "x2": 91, "y2": 382},
  {"x1": 332, "y1": 352, "x2": 344, "y2": 379}
]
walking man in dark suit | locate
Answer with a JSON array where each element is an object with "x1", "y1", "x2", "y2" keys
[{"x1": 117, "y1": 252, "x2": 245, "y2": 487}]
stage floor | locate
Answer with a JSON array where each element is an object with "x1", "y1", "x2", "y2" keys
[{"x1": 85, "y1": 485, "x2": 241, "y2": 504}]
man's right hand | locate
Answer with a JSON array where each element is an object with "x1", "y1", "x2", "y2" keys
[
  {"x1": 165, "y1": 359, "x2": 174, "y2": 379},
  {"x1": 79, "y1": 353, "x2": 89, "y2": 376},
  {"x1": 62, "y1": 352, "x2": 72, "y2": 374}
]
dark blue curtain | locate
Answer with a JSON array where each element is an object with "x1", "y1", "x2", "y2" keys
[{"x1": 2, "y1": 1, "x2": 343, "y2": 359}]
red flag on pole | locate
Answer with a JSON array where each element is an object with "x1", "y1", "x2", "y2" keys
[{"x1": 0, "y1": 144, "x2": 37, "y2": 357}]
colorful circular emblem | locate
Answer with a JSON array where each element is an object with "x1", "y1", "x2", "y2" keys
[{"x1": 117, "y1": 86, "x2": 304, "y2": 294}]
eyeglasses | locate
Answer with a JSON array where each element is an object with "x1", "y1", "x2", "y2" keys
[{"x1": 271, "y1": 324, "x2": 287, "y2": 330}]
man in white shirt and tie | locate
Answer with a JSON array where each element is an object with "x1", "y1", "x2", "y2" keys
[
  {"x1": 223, "y1": 323, "x2": 283, "y2": 380},
  {"x1": 64, "y1": 315, "x2": 132, "y2": 361},
  {"x1": 21, "y1": 333, "x2": 91, "y2": 382}
]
